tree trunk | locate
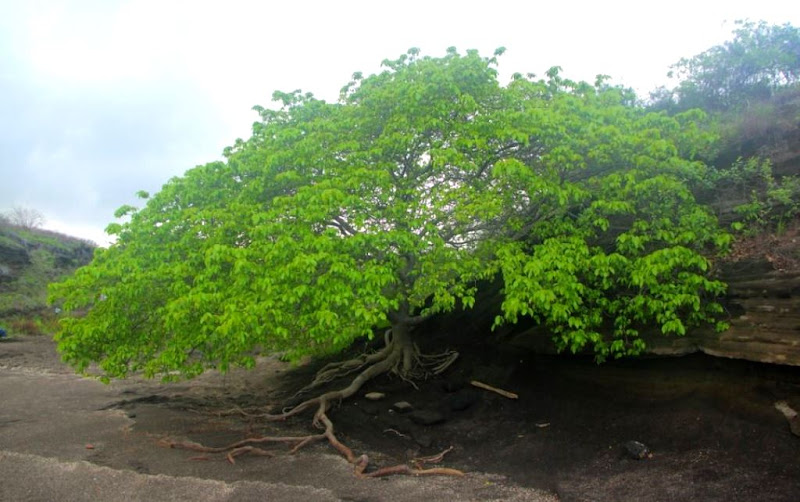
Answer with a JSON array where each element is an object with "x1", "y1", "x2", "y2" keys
[{"x1": 390, "y1": 322, "x2": 415, "y2": 375}]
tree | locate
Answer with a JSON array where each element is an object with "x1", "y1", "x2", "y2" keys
[
  {"x1": 651, "y1": 20, "x2": 800, "y2": 113},
  {"x1": 49, "y1": 49, "x2": 728, "y2": 474},
  {"x1": 4, "y1": 206, "x2": 45, "y2": 229},
  {"x1": 646, "y1": 21, "x2": 800, "y2": 230}
]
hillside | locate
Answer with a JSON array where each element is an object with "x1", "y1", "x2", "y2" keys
[{"x1": 0, "y1": 224, "x2": 94, "y2": 334}]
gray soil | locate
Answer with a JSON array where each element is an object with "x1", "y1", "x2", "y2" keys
[{"x1": 1, "y1": 334, "x2": 799, "y2": 501}]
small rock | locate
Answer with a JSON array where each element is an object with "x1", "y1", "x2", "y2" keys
[
  {"x1": 392, "y1": 401, "x2": 414, "y2": 413},
  {"x1": 357, "y1": 402, "x2": 380, "y2": 416},
  {"x1": 624, "y1": 440, "x2": 651, "y2": 460},
  {"x1": 447, "y1": 390, "x2": 477, "y2": 412},
  {"x1": 439, "y1": 380, "x2": 464, "y2": 393},
  {"x1": 364, "y1": 392, "x2": 385, "y2": 401},
  {"x1": 791, "y1": 417, "x2": 800, "y2": 438},
  {"x1": 409, "y1": 410, "x2": 446, "y2": 426},
  {"x1": 414, "y1": 432, "x2": 434, "y2": 448},
  {"x1": 774, "y1": 401, "x2": 800, "y2": 437}
]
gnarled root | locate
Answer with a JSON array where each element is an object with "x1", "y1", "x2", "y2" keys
[
  {"x1": 163, "y1": 327, "x2": 462, "y2": 477},
  {"x1": 289, "y1": 330, "x2": 395, "y2": 401}
]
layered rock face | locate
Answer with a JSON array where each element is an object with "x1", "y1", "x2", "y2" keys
[
  {"x1": 644, "y1": 262, "x2": 800, "y2": 366},
  {"x1": 502, "y1": 255, "x2": 800, "y2": 367}
]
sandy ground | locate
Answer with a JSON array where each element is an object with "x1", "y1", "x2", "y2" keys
[
  {"x1": 0, "y1": 335, "x2": 553, "y2": 501},
  {"x1": 1, "y1": 333, "x2": 799, "y2": 501}
]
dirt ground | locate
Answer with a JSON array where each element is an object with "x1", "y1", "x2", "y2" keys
[{"x1": 1, "y1": 333, "x2": 799, "y2": 501}]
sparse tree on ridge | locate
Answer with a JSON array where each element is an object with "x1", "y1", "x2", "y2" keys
[
  {"x1": 4, "y1": 206, "x2": 46, "y2": 229},
  {"x1": 49, "y1": 49, "x2": 729, "y2": 475},
  {"x1": 651, "y1": 20, "x2": 800, "y2": 113}
]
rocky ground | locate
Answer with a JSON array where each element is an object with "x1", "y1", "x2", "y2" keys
[{"x1": 1, "y1": 333, "x2": 799, "y2": 501}]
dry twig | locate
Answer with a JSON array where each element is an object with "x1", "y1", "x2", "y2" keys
[{"x1": 470, "y1": 380, "x2": 518, "y2": 399}]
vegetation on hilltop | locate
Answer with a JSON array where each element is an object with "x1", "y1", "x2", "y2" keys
[{"x1": 650, "y1": 21, "x2": 800, "y2": 266}]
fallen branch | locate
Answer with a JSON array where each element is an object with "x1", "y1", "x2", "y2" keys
[{"x1": 470, "y1": 380, "x2": 518, "y2": 399}]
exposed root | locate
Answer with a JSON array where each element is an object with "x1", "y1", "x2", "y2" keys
[
  {"x1": 411, "y1": 445, "x2": 455, "y2": 468},
  {"x1": 354, "y1": 444, "x2": 462, "y2": 478},
  {"x1": 357, "y1": 462, "x2": 464, "y2": 478},
  {"x1": 416, "y1": 348, "x2": 459, "y2": 376},
  {"x1": 290, "y1": 330, "x2": 395, "y2": 400},
  {"x1": 162, "y1": 327, "x2": 463, "y2": 477}
]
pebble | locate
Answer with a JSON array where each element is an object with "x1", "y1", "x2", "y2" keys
[
  {"x1": 446, "y1": 390, "x2": 477, "y2": 411},
  {"x1": 414, "y1": 432, "x2": 434, "y2": 448},
  {"x1": 364, "y1": 392, "x2": 385, "y2": 401},
  {"x1": 774, "y1": 401, "x2": 800, "y2": 437},
  {"x1": 392, "y1": 401, "x2": 414, "y2": 413}
]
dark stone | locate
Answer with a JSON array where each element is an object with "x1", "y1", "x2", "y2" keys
[
  {"x1": 384, "y1": 415, "x2": 411, "y2": 434},
  {"x1": 439, "y1": 380, "x2": 464, "y2": 393},
  {"x1": 446, "y1": 390, "x2": 478, "y2": 412},
  {"x1": 790, "y1": 416, "x2": 800, "y2": 437},
  {"x1": 624, "y1": 440, "x2": 651, "y2": 460},
  {"x1": 408, "y1": 410, "x2": 446, "y2": 426},
  {"x1": 356, "y1": 402, "x2": 381, "y2": 416},
  {"x1": 414, "y1": 432, "x2": 434, "y2": 448}
]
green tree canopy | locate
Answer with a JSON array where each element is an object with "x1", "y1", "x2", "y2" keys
[
  {"x1": 652, "y1": 20, "x2": 800, "y2": 113},
  {"x1": 50, "y1": 49, "x2": 728, "y2": 383}
]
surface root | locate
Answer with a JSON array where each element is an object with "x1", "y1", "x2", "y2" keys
[{"x1": 162, "y1": 332, "x2": 463, "y2": 477}]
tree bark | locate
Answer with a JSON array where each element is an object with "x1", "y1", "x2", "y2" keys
[{"x1": 391, "y1": 322, "x2": 415, "y2": 374}]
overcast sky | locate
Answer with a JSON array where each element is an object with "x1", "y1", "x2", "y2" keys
[{"x1": 1, "y1": 0, "x2": 798, "y2": 245}]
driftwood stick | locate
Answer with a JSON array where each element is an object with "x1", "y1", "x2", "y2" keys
[{"x1": 470, "y1": 380, "x2": 518, "y2": 399}]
